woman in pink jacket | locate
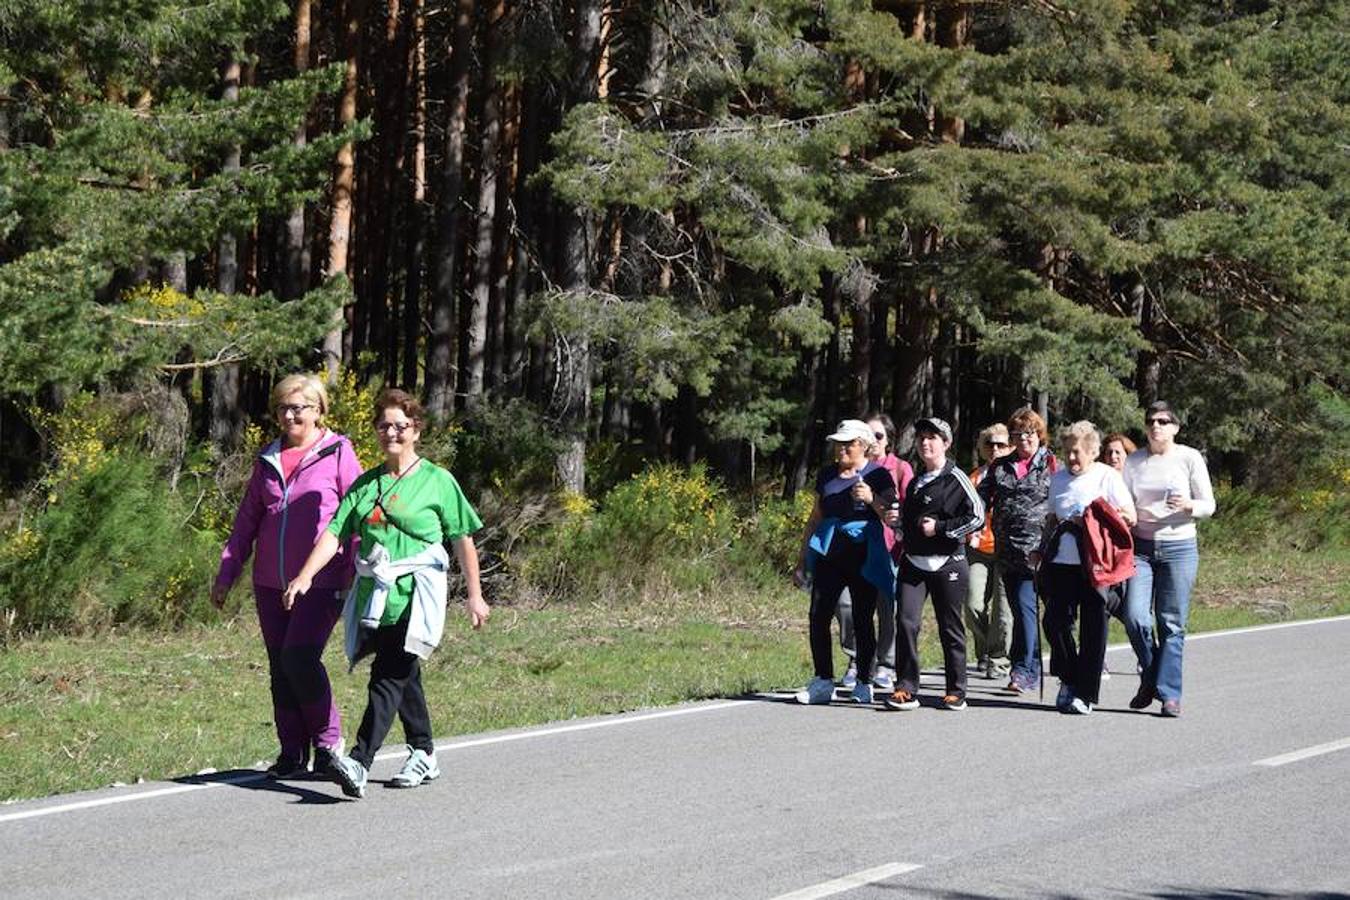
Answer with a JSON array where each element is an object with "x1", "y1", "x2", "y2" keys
[{"x1": 211, "y1": 374, "x2": 364, "y2": 778}]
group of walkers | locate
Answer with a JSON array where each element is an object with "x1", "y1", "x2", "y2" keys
[
  {"x1": 214, "y1": 372, "x2": 1217, "y2": 804},
  {"x1": 212, "y1": 375, "x2": 488, "y2": 799},
  {"x1": 793, "y1": 401, "x2": 1215, "y2": 718}
]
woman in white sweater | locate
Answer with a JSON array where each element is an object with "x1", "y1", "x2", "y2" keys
[{"x1": 1122, "y1": 401, "x2": 1216, "y2": 718}]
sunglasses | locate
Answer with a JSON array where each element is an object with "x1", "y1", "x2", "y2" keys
[
  {"x1": 376, "y1": 421, "x2": 415, "y2": 435},
  {"x1": 1147, "y1": 417, "x2": 1174, "y2": 427},
  {"x1": 987, "y1": 440, "x2": 1009, "y2": 448},
  {"x1": 276, "y1": 403, "x2": 315, "y2": 416},
  {"x1": 873, "y1": 431, "x2": 886, "y2": 441}
]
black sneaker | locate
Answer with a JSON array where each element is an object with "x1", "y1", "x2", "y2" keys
[
  {"x1": 1129, "y1": 683, "x2": 1156, "y2": 710},
  {"x1": 265, "y1": 754, "x2": 309, "y2": 779}
]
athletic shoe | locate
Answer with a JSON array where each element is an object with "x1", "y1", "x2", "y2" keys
[
  {"x1": 1055, "y1": 682, "x2": 1074, "y2": 712},
  {"x1": 1066, "y1": 697, "x2": 1092, "y2": 715},
  {"x1": 838, "y1": 665, "x2": 858, "y2": 691},
  {"x1": 1100, "y1": 665, "x2": 1111, "y2": 682},
  {"x1": 883, "y1": 689, "x2": 920, "y2": 711},
  {"x1": 1129, "y1": 683, "x2": 1156, "y2": 710},
  {"x1": 329, "y1": 754, "x2": 368, "y2": 799},
  {"x1": 1160, "y1": 700, "x2": 1182, "y2": 718},
  {"x1": 312, "y1": 739, "x2": 344, "y2": 777},
  {"x1": 389, "y1": 747, "x2": 440, "y2": 788},
  {"x1": 873, "y1": 670, "x2": 895, "y2": 692},
  {"x1": 987, "y1": 661, "x2": 1010, "y2": 681},
  {"x1": 849, "y1": 682, "x2": 873, "y2": 705},
  {"x1": 940, "y1": 694, "x2": 967, "y2": 711},
  {"x1": 795, "y1": 677, "x2": 835, "y2": 705},
  {"x1": 265, "y1": 754, "x2": 309, "y2": 779}
]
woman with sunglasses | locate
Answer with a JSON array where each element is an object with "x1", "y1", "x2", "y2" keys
[
  {"x1": 835, "y1": 413, "x2": 913, "y2": 693},
  {"x1": 965, "y1": 423, "x2": 1014, "y2": 680},
  {"x1": 977, "y1": 407, "x2": 1059, "y2": 694},
  {"x1": 283, "y1": 389, "x2": 490, "y2": 797},
  {"x1": 211, "y1": 374, "x2": 364, "y2": 778},
  {"x1": 792, "y1": 419, "x2": 899, "y2": 705},
  {"x1": 1122, "y1": 401, "x2": 1216, "y2": 718}
]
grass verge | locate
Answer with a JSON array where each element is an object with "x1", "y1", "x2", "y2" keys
[{"x1": 3, "y1": 547, "x2": 1347, "y2": 802}]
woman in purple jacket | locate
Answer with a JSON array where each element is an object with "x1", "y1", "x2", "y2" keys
[{"x1": 211, "y1": 374, "x2": 364, "y2": 778}]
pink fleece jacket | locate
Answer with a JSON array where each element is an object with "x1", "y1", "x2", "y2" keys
[{"x1": 215, "y1": 430, "x2": 364, "y2": 592}]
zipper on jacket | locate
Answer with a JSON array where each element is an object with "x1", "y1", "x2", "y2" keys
[{"x1": 263, "y1": 432, "x2": 339, "y2": 588}]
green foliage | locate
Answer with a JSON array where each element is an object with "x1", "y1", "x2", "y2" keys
[
  {"x1": 1201, "y1": 456, "x2": 1350, "y2": 553},
  {"x1": 0, "y1": 1, "x2": 358, "y2": 399},
  {"x1": 0, "y1": 453, "x2": 218, "y2": 633}
]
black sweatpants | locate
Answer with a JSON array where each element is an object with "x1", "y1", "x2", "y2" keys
[
  {"x1": 351, "y1": 610, "x2": 435, "y2": 768},
  {"x1": 1041, "y1": 563, "x2": 1110, "y2": 705},
  {"x1": 895, "y1": 555, "x2": 969, "y2": 698},
  {"x1": 809, "y1": 536, "x2": 879, "y2": 683}
]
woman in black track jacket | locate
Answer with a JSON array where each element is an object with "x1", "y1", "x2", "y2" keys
[{"x1": 883, "y1": 417, "x2": 985, "y2": 712}]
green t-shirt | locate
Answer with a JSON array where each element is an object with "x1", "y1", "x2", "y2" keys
[{"x1": 326, "y1": 459, "x2": 482, "y2": 626}]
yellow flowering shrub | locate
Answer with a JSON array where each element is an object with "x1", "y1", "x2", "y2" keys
[{"x1": 324, "y1": 369, "x2": 383, "y2": 469}]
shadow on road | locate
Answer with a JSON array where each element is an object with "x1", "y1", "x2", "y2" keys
[{"x1": 173, "y1": 769, "x2": 344, "y2": 805}]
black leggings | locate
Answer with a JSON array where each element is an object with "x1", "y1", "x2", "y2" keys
[
  {"x1": 895, "y1": 556, "x2": 969, "y2": 697},
  {"x1": 351, "y1": 610, "x2": 435, "y2": 768},
  {"x1": 809, "y1": 537, "x2": 879, "y2": 683}
]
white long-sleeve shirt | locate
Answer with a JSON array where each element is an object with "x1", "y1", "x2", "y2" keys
[{"x1": 1123, "y1": 445, "x2": 1216, "y2": 542}]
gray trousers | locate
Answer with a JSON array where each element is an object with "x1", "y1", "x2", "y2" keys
[
  {"x1": 837, "y1": 588, "x2": 897, "y2": 678},
  {"x1": 964, "y1": 547, "x2": 1012, "y2": 670}
]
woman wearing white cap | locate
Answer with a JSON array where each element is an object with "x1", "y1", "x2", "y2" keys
[{"x1": 792, "y1": 420, "x2": 899, "y2": 705}]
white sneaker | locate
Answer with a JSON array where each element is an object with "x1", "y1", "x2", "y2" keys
[
  {"x1": 389, "y1": 747, "x2": 440, "y2": 788},
  {"x1": 1100, "y1": 666, "x2": 1112, "y2": 682},
  {"x1": 873, "y1": 670, "x2": 895, "y2": 692},
  {"x1": 838, "y1": 665, "x2": 858, "y2": 690},
  {"x1": 850, "y1": 681, "x2": 873, "y2": 704},
  {"x1": 795, "y1": 677, "x2": 835, "y2": 705},
  {"x1": 1067, "y1": 697, "x2": 1092, "y2": 715}
]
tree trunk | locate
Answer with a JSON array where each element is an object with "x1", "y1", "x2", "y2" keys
[
  {"x1": 400, "y1": 0, "x2": 427, "y2": 390},
  {"x1": 323, "y1": 0, "x2": 366, "y2": 384},
  {"x1": 1132, "y1": 277, "x2": 1160, "y2": 405},
  {"x1": 424, "y1": 0, "x2": 474, "y2": 419},
  {"x1": 935, "y1": 2, "x2": 967, "y2": 143},
  {"x1": 463, "y1": 0, "x2": 507, "y2": 406},
  {"x1": 554, "y1": 0, "x2": 604, "y2": 493},
  {"x1": 488, "y1": 81, "x2": 520, "y2": 392},
  {"x1": 209, "y1": 57, "x2": 244, "y2": 450},
  {"x1": 282, "y1": 0, "x2": 313, "y2": 301},
  {"x1": 367, "y1": 0, "x2": 412, "y2": 383}
]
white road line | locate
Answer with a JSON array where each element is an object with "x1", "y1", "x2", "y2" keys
[
  {"x1": 0, "y1": 700, "x2": 750, "y2": 825},
  {"x1": 414, "y1": 699, "x2": 751, "y2": 757},
  {"x1": 0, "y1": 772, "x2": 266, "y2": 824},
  {"x1": 769, "y1": 862, "x2": 923, "y2": 900},
  {"x1": 1254, "y1": 737, "x2": 1350, "y2": 768}
]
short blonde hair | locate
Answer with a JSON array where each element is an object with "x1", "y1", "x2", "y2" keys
[
  {"x1": 978, "y1": 423, "x2": 1009, "y2": 448},
  {"x1": 271, "y1": 373, "x2": 329, "y2": 421},
  {"x1": 1058, "y1": 420, "x2": 1101, "y2": 455}
]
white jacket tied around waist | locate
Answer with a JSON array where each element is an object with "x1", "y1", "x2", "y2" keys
[{"x1": 343, "y1": 542, "x2": 450, "y2": 663}]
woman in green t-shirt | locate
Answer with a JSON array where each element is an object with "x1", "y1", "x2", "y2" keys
[{"x1": 283, "y1": 389, "x2": 489, "y2": 799}]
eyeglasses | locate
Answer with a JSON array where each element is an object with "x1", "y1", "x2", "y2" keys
[
  {"x1": 873, "y1": 431, "x2": 886, "y2": 441},
  {"x1": 276, "y1": 403, "x2": 315, "y2": 416},
  {"x1": 1011, "y1": 431, "x2": 1036, "y2": 440},
  {"x1": 1146, "y1": 417, "x2": 1174, "y2": 427},
  {"x1": 988, "y1": 441, "x2": 1009, "y2": 448},
  {"x1": 376, "y1": 421, "x2": 415, "y2": 435}
]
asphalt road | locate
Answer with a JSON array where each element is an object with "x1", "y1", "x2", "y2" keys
[{"x1": 3, "y1": 616, "x2": 1349, "y2": 899}]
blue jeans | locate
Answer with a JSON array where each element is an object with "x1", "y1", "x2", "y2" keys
[
  {"x1": 1002, "y1": 571, "x2": 1040, "y2": 684},
  {"x1": 1124, "y1": 537, "x2": 1199, "y2": 703}
]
